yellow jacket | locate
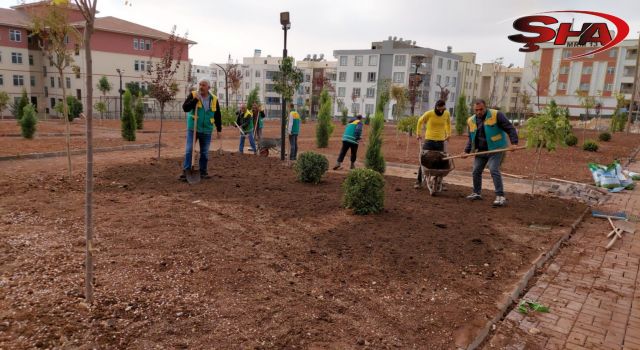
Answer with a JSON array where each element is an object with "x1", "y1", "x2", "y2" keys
[{"x1": 416, "y1": 110, "x2": 451, "y2": 141}]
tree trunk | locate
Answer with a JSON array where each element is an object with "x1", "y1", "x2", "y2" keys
[
  {"x1": 59, "y1": 69, "x2": 72, "y2": 179},
  {"x1": 157, "y1": 104, "x2": 164, "y2": 159},
  {"x1": 405, "y1": 134, "x2": 410, "y2": 158},
  {"x1": 582, "y1": 112, "x2": 588, "y2": 144},
  {"x1": 82, "y1": 12, "x2": 96, "y2": 305},
  {"x1": 531, "y1": 146, "x2": 542, "y2": 195}
]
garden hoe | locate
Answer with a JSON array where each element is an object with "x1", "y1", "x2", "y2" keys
[{"x1": 186, "y1": 105, "x2": 201, "y2": 184}]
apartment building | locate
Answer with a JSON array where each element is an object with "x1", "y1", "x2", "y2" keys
[
  {"x1": 0, "y1": 1, "x2": 192, "y2": 118},
  {"x1": 334, "y1": 37, "x2": 461, "y2": 119},
  {"x1": 296, "y1": 55, "x2": 337, "y2": 118},
  {"x1": 521, "y1": 39, "x2": 640, "y2": 116},
  {"x1": 479, "y1": 63, "x2": 523, "y2": 113},
  {"x1": 455, "y1": 52, "x2": 482, "y2": 105}
]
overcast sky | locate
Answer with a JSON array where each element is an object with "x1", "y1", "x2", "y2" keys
[{"x1": 3, "y1": 0, "x2": 640, "y2": 67}]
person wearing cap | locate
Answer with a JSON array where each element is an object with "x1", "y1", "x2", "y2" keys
[
  {"x1": 333, "y1": 114, "x2": 363, "y2": 170},
  {"x1": 179, "y1": 79, "x2": 221, "y2": 181}
]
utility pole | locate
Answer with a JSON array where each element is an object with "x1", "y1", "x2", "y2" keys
[{"x1": 628, "y1": 32, "x2": 640, "y2": 134}]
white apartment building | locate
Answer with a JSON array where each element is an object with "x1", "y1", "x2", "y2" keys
[
  {"x1": 296, "y1": 55, "x2": 337, "y2": 118},
  {"x1": 334, "y1": 37, "x2": 462, "y2": 119},
  {"x1": 455, "y1": 52, "x2": 482, "y2": 105},
  {"x1": 521, "y1": 39, "x2": 640, "y2": 116}
]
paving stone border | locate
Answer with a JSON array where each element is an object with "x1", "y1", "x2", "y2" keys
[{"x1": 462, "y1": 206, "x2": 591, "y2": 350}]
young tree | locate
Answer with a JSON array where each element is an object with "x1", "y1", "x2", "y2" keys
[
  {"x1": 125, "y1": 81, "x2": 148, "y2": 98},
  {"x1": 315, "y1": 88, "x2": 334, "y2": 148},
  {"x1": 611, "y1": 92, "x2": 628, "y2": 132},
  {"x1": 134, "y1": 92, "x2": 145, "y2": 130},
  {"x1": 526, "y1": 105, "x2": 570, "y2": 194},
  {"x1": 146, "y1": 25, "x2": 185, "y2": 159},
  {"x1": 97, "y1": 75, "x2": 111, "y2": 98},
  {"x1": 227, "y1": 63, "x2": 243, "y2": 107},
  {"x1": 274, "y1": 56, "x2": 303, "y2": 157},
  {"x1": 576, "y1": 90, "x2": 596, "y2": 144},
  {"x1": 121, "y1": 89, "x2": 136, "y2": 141},
  {"x1": 0, "y1": 91, "x2": 10, "y2": 120},
  {"x1": 74, "y1": 0, "x2": 98, "y2": 305},
  {"x1": 390, "y1": 85, "x2": 408, "y2": 120},
  {"x1": 376, "y1": 79, "x2": 391, "y2": 115},
  {"x1": 30, "y1": 2, "x2": 80, "y2": 178},
  {"x1": 341, "y1": 108, "x2": 348, "y2": 125},
  {"x1": 20, "y1": 104, "x2": 38, "y2": 139},
  {"x1": 247, "y1": 86, "x2": 261, "y2": 109},
  {"x1": 15, "y1": 89, "x2": 29, "y2": 121},
  {"x1": 455, "y1": 94, "x2": 469, "y2": 136},
  {"x1": 365, "y1": 111, "x2": 385, "y2": 173}
]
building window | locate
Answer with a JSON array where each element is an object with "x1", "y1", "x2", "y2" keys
[
  {"x1": 66, "y1": 77, "x2": 71, "y2": 88},
  {"x1": 9, "y1": 29, "x2": 21, "y2": 42},
  {"x1": 58, "y1": 77, "x2": 61, "y2": 87},
  {"x1": 579, "y1": 83, "x2": 590, "y2": 91},
  {"x1": 13, "y1": 75, "x2": 24, "y2": 86},
  {"x1": 246, "y1": 70, "x2": 250, "y2": 78},
  {"x1": 353, "y1": 72, "x2": 362, "y2": 82},
  {"x1": 44, "y1": 86, "x2": 48, "y2": 97},
  {"x1": 434, "y1": 91, "x2": 440, "y2": 101},
  {"x1": 245, "y1": 82, "x2": 249, "y2": 89},
  {"x1": 351, "y1": 103, "x2": 360, "y2": 114},
  {"x1": 255, "y1": 70, "x2": 260, "y2": 78},
  {"x1": 393, "y1": 72, "x2": 405, "y2": 83},
  {"x1": 11, "y1": 52, "x2": 22, "y2": 64},
  {"x1": 445, "y1": 76, "x2": 450, "y2": 85},
  {"x1": 133, "y1": 38, "x2": 139, "y2": 50},
  {"x1": 436, "y1": 75, "x2": 441, "y2": 84},
  {"x1": 450, "y1": 92, "x2": 455, "y2": 102},
  {"x1": 559, "y1": 66, "x2": 570, "y2": 74},
  {"x1": 452, "y1": 77, "x2": 457, "y2": 87},
  {"x1": 394, "y1": 55, "x2": 406, "y2": 67},
  {"x1": 352, "y1": 88, "x2": 361, "y2": 98},
  {"x1": 438, "y1": 58, "x2": 443, "y2": 69},
  {"x1": 338, "y1": 72, "x2": 346, "y2": 82},
  {"x1": 355, "y1": 56, "x2": 363, "y2": 66},
  {"x1": 134, "y1": 60, "x2": 140, "y2": 71},
  {"x1": 50, "y1": 76, "x2": 55, "y2": 87},
  {"x1": 366, "y1": 87, "x2": 375, "y2": 98},
  {"x1": 367, "y1": 72, "x2": 376, "y2": 82},
  {"x1": 338, "y1": 87, "x2": 346, "y2": 97},
  {"x1": 447, "y1": 60, "x2": 451, "y2": 70},
  {"x1": 604, "y1": 83, "x2": 614, "y2": 91},
  {"x1": 609, "y1": 49, "x2": 617, "y2": 58},
  {"x1": 582, "y1": 66, "x2": 592, "y2": 75},
  {"x1": 365, "y1": 103, "x2": 374, "y2": 115},
  {"x1": 0, "y1": 74, "x2": 3, "y2": 86},
  {"x1": 339, "y1": 56, "x2": 347, "y2": 66},
  {"x1": 74, "y1": 44, "x2": 79, "y2": 56},
  {"x1": 219, "y1": 82, "x2": 224, "y2": 87},
  {"x1": 562, "y1": 49, "x2": 571, "y2": 59},
  {"x1": 145, "y1": 40, "x2": 151, "y2": 50},
  {"x1": 30, "y1": 75, "x2": 35, "y2": 87},
  {"x1": 28, "y1": 54, "x2": 33, "y2": 65},
  {"x1": 454, "y1": 61, "x2": 458, "y2": 71},
  {"x1": 64, "y1": 35, "x2": 69, "y2": 44},
  {"x1": 369, "y1": 55, "x2": 378, "y2": 66},
  {"x1": 305, "y1": 74, "x2": 310, "y2": 82},
  {"x1": 607, "y1": 67, "x2": 615, "y2": 75}
]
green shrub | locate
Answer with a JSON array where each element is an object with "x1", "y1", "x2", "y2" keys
[
  {"x1": 55, "y1": 95, "x2": 83, "y2": 121},
  {"x1": 565, "y1": 134, "x2": 578, "y2": 146},
  {"x1": 397, "y1": 115, "x2": 419, "y2": 136},
  {"x1": 365, "y1": 112, "x2": 385, "y2": 173},
  {"x1": 134, "y1": 92, "x2": 145, "y2": 130},
  {"x1": 15, "y1": 89, "x2": 28, "y2": 121},
  {"x1": 598, "y1": 132, "x2": 611, "y2": 142},
  {"x1": 583, "y1": 140, "x2": 599, "y2": 152},
  {"x1": 342, "y1": 168, "x2": 385, "y2": 215},
  {"x1": 121, "y1": 89, "x2": 136, "y2": 141},
  {"x1": 19, "y1": 104, "x2": 37, "y2": 139},
  {"x1": 221, "y1": 106, "x2": 237, "y2": 126},
  {"x1": 454, "y1": 94, "x2": 469, "y2": 135},
  {"x1": 293, "y1": 152, "x2": 329, "y2": 184},
  {"x1": 315, "y1": 89, "x2": 334, "y2": 148},
  {"x1": 340, "y1": 108, "x2": 348, "y2": 125}
]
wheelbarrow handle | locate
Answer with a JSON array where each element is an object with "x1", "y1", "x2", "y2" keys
[{"x1": 443, "y1": 146, "x2": 526, "y2": 160}]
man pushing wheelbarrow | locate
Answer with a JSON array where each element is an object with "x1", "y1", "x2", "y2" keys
[{"x1": 415, "y1": 100, "x2": 452, "y2": 194}]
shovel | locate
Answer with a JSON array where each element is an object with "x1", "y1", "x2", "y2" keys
[{"x1": 186, "y1": 105, "x2": 201, "y2": 184}]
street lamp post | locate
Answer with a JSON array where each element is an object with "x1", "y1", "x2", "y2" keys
[
  {"x1": 116, "y1": 69, "x2": 123, "y2": 120},
  {"x1": 214, "y1": 63, "x2": 229, "y2": 109},
  {"x1": 280, "y1": 11, "x2": 290, "y2": 161}
]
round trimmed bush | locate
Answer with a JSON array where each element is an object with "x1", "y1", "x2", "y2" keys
[
  {"x1": 293, "y1": 151, "x2": 329, "y2": 184},
  {"x1": 342, "y1": 168, "x2": 384, "y2": 215},
  {"x1": 583, "y1": 140, "x2": 599, "y2": 152},
  {"x1": 598, "y1": 132, "x2": 611, "y2": 142},
  {"x1": 565, "y1": 134, "x2": 578, "y2": 146}
]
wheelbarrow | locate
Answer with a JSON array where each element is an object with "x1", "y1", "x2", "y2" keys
[{"x1": 419, "y1": 150, "x2": 455, "y2": 196}]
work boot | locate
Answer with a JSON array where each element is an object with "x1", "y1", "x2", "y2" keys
[
  {"x1": 333, "y1": 162, "x2": 342, "y2": 170},
  {"x1": 179, "y1": 170, "x2": 187, "y2": 182},
  {"x1": 350, "y1": 162, "x2": 356, "y2": 170}
]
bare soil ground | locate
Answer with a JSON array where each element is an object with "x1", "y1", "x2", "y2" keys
[{"x1": 0, "y1": 150, "x2": 585, "y2": 349}]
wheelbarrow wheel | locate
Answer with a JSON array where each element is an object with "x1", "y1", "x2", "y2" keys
[{"x1": 259, "y1": 148, "x2": 269, "y2": 157}]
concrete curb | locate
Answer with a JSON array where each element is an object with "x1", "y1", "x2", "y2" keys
[
  {"x1": 0, "y1": 143, "x2": 162, "y2": 161},
  {"x1": 463, "y1": 206, "x2": 591, "y2": 350},
  {"x1": 0, "y1": 133, "x2": 85, "y2": 137}
]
